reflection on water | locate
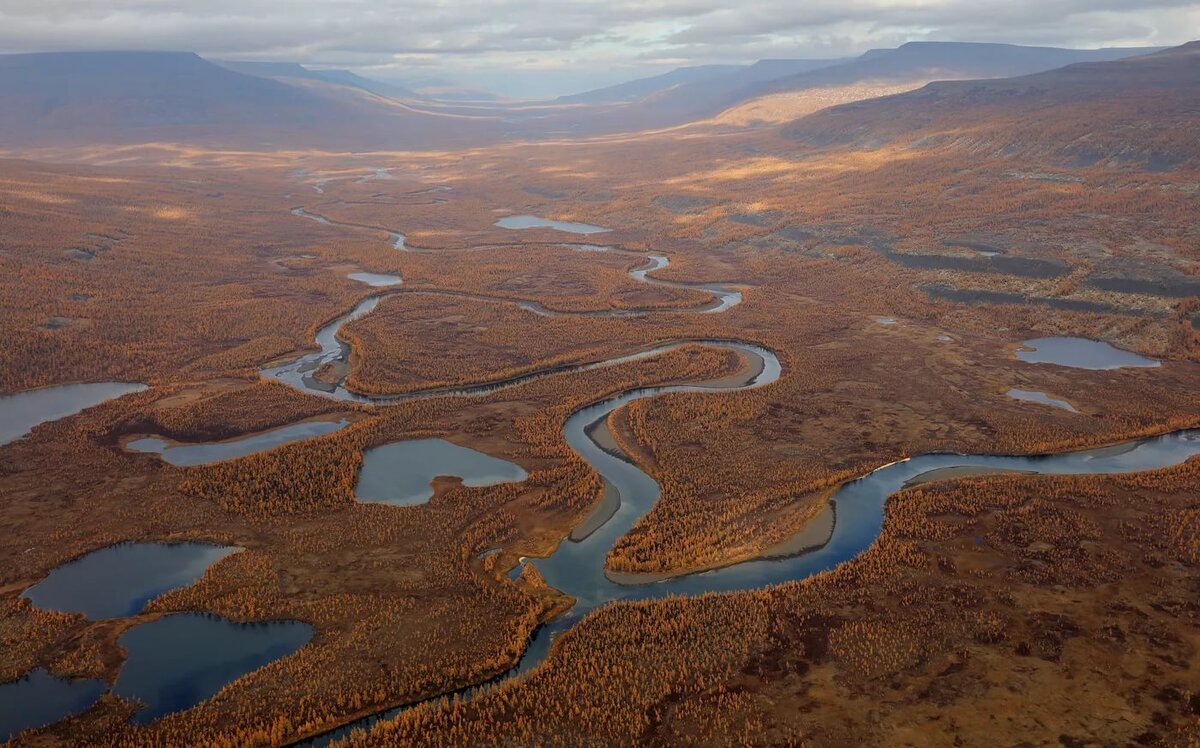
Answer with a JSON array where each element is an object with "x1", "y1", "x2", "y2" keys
[
  {"x1": 356, "y1": 438, "x2": 528, "y2": 505},
  {"x1": 127, "y1": 419, "x2": 352, "y2": 466},
  {"x1": 626, "y1": 254, "x2": 742, "y2": 314},
  {"x1": 0, "y1": 382, "x2": 147, "y2": 446},
  {"x1": 291, "y1": 207, "x2": 330, "y2": 224},
  {"x1": 23, "y1": 542, "x2": 240, "y2": 619},
  {"x1": 1007, "y1": 388, "x2": 1079, "y2": 413},
  {"x1": 347, "y1": 272, "x2": 402, "y2": 287},
  {"x1": 496, "y1": 215, "x2": 610, "y2": 234},
  {"x1": 278, "y1": 198, "x2": 1191, "y2": 744},
  {"x1": 0, "y1": 669, "x2": 105, "y2": 742},
  {"x1": 300, "y1": 342, "x2": 1200, "y2": 745},
  {"x1": 262, "y1": 291, "x2": 751, "y2": 405},
  {"x1": 1015, "y1": 337, "x2": 1160, "y2": 369},
  {"x1": 546, "y1": 426, "x2": 1200, "y2": 603},
  {"x1": 114, "y1": 613, "x2": 313, "y2": 724}
]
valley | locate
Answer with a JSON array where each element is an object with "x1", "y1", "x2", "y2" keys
[{"x1": 0, "y1": 33, "x2": 1198, "y2": 748}]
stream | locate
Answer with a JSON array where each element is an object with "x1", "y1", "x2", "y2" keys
[{"x1": 270, "y1": 202, "x2": 1200, "y2": 745}]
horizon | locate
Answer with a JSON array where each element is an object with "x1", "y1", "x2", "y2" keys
[
  {"x1": 0, "y1": 0, "x2": 1195, "y2": 97},
  {"x1": 0, "y1": 37, "x2": 1183, "y2": 101},
  {"x1": 3, "y1": 1, "x2": 1199, "y2": 744}
]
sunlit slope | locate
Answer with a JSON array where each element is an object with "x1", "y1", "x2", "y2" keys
[
  {"x1": 215, "y1": 60, "x2": 423, "y2": 102},
  {"x1": 783, "y1": 42, "x2": 1200, "y2": 171},
  {"x1": 500, "y1": 42, "x2": 1162, "y2": 137},
  {"x1": 555, "y1": 64, "x2": 744, "y2": 104},
  {"x1": 758, "y1": 41, "x2": 1161, "y2": 100}
]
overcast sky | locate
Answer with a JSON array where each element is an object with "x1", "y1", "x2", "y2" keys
[{"x1": 1, "y1": 1, "x2": 1197, "y2": 96}]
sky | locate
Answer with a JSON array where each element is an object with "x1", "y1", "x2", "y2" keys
[{"x1": 0, "y1": 1, "x2": 1197, "y2": 97}]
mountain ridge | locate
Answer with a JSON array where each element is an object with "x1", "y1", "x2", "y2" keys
[
  {"x1": 781, "y1": 41, "x2": 1199, "y2": 171},
  {"x1": 0, "y1": 50, "x2": 501, "y2": 149}
]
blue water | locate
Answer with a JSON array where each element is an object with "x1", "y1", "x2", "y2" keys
[
  {"x1": 1015, "y1": 337, "x2": 1160, "y2": 369},
  {"x1": 1007, "y1": 388, "x2": 1079, "y2": 413},
  {"x1": 114, "y1": 613, "x2": 313, "y2": 724},
  {"x1": 128, "y1": 420, "x2": 352, "y2": 466},
  {"x1": 356, "y1": 438, "x2": 528, "y2": 505},
  {"x1": 495, "y1": 215, "x2": 610, "y2": 234},
  {"x1": 298, "y1": 340, "x2": 1200, "y2": 745},
  {"x1": 23, "y1": 542, "x2": 240, "y2": 619},
  {"x1": 0, "y1": 669, "x2": 105, "y2": 742},
  {"x1": 0, "y1": 382, "x2": 147, "y2": 445}
]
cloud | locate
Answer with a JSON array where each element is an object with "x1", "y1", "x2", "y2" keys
[{"x1": 0, "y1": 0, "x2": 1195, "y2": 95}]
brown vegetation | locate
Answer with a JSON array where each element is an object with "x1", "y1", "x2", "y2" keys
[
  {"x1": 338, "y1": 294, "x2": 718, "y2": 395},
  {"x1": 4, "y1": 68, "x2": 1200, "y2": 745},
  {"x1": 348, "y1": 457, "x2": 1200, "y2": 747}
]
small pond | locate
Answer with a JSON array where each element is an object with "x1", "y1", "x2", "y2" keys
[
  {"x1": 1007, "y1": 388, "x2": 1078, "y2": 413},
  {"x1": 347, "y1": 272, "x2": 402, "y2": 287},
  {"x1": 128, "y1": 420, "x2": 352, "y2": 466},
  {"x1": 23, "y1": 542, "x2": 240, "y2": 619},
  {"x1": 0, "y1": 669, "x2": 105, "y2": 742},
  {"x1": 356, "y1": 438, "x2": 528, "y2": 505},
  {"x1": 114, "y1": 613, "x2": 313, "y2": 724},
  {"x1": 495, "y1": 215, "x2": 610, "y2": 235},
  {"x1": 1, "y1": 382, "x2": 148, "y2": 446},
  {"x1": 1015, "y1": 337, "x2": 1160, "y2": 370}
]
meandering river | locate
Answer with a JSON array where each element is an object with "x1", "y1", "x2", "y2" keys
[
  {"x1": 13, "y1": 187, "x2": 1190, "y2": 741},
  {"x1": 266, "y1": 305, "x2": 1199, "y2": 746},
  {"x1": 289, "y1": 206, "x2": 743, "y2": 316},
  {"x1": 266, "y1": 204, "x2": 1200, "y2": 745},
  {"x1": 291, "y1": 327, "x2": 1200, "y2": 745}
]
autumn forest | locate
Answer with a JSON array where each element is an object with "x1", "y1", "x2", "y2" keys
[{"x1": 1, "y1": 23, "x2": 1200, "y2": 748}]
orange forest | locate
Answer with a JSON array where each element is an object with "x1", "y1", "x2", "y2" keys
[{"x1": 1, "y1": 17, "x2": 1200, "y2": 748}]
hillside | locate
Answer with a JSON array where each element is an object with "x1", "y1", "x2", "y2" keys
[
  {"x1": 549, "y1": 42, "x2": 1159, "y2": 135},
  {"x1": 782, "y1": 42, "x2": 1200, "y2": 170},
  {"x1": 216, "y1": 60, "x2": 421, "y2": 101},
  {"x1": 615, "y1": 58, "x2": 844, "y2": 122},
  {"x1": 0, "y1": 51, "x2": 499, "y2": 149},
  {"x1": 556, "y1": 64, "x2": 743, "y2": 104},
  {"x1": 759, "y1": 41, "x2": 1163, "y2": 99},
  {"x1": 700, "y1": 41, "x2": 1164, "y2": 126}
]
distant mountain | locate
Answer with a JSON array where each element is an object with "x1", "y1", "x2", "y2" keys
[
  {"x1": 755, "y1": 41, "x2": 1165, "y2": 100},
  {"x1": 0, "y1": 52, "x2": 327, "y2": 132},
  {"x1": 782, "y1": 42, "x2": 1200, "y2": 170},
  {"x1": 624, "y1": 58, "x2": 844, "y2": 117},
  {"x1": 557, "y1": 65, "x2": 743, "y2": 104},
  {"x1": 539, "y1": 43, "x2": 1159, "y2": 136},
  {"x1": 216, "y1": 60, "x2": 421, "y2": 101},
  {"x1": 0, "y1": 51, "x2": 501, "y2": 149},
  {"x1": 307, "y1": 69, "x2": 420, "y2": 100},
  {"x1": 385, "y1": 75, "x2": 501, "y2": 102},
  {"x1": 682, "y1": 41, "x2": 1165, "y2": 128},
  {"x1": 215, "y1": 60, "x2": 315, "y2": 79}
]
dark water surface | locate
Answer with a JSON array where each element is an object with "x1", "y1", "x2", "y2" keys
[
  {"x1": 114, "y1": 613, "x2": 313, "y2": 724},
  {"x1": 0, "y1": 669, "x2": 106, "y2": 742},
  {"x1": 128, "y1": 419, "x2": 352, "y2": 466},
  {"x1": 298, "y1": 340, "x2": 1200, "y2": 745},
  {"x1": 23, "y1": 542, "x2": 240, "y2": 619},
  {"x1": 495, "y1": 215, "x2": 610, "y2": 234},
  {"x1": 356, "y1": 438, "x2": 528, "y2": 505},
  {"x1": 1015, "y1": 337, "x2": 1161, "y2": 369},
  {"x1": 0, "y1": 382, "x2": 147, "y2": 445}
]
